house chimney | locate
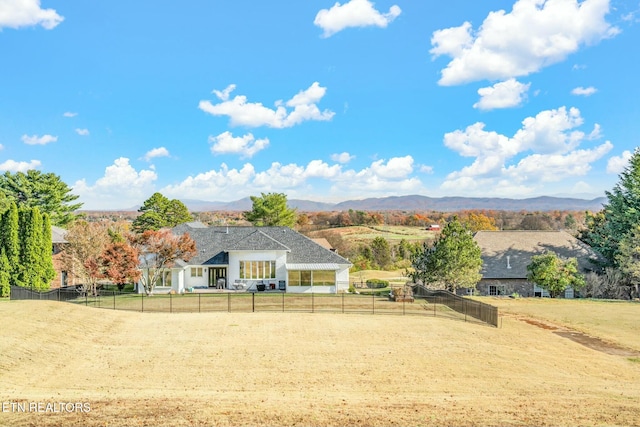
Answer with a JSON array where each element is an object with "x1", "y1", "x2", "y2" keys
[{"x1": 506, "y1": 255, "x2": 512, "y2": 269}]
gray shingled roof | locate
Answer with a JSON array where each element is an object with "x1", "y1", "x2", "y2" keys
[
  {"x1": 474, "y1": 230, "x2": 601, "y2": 279},
  {"x1": 172, "y1": 224, "x2": 351, "y2": 266},
  {"x1": 51, "y1": 226, "x2": 67, "y2": 244}
]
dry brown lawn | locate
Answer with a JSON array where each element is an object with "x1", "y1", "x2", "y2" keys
[{"x1": 1, "y1": 299, "x2": 640, "y2": 427}]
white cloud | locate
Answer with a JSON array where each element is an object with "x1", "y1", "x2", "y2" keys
[
  {"x1": 473, "y1": 79, "x2": 531, "y2": 110},
  {"x1": 161, "y1": 156, "x2": 422, "y2": 203},
  {"x1": 420, "y1": 165, "x2": 434, "y2": 174},
  {"x1": 208, "y1": 132, "x2": 269, "y2": 158},
  {"x1": 212, "y1": 84, "x2": 236, "y2": 101},
  {"x1": 607, "y1": 150, "x2": 632, "y2": 174},
  {"x1": 73, "y1": 158, "x2": 157, "y2": 210},
  {"x1": 75, "y1": 128, "x2": 90, "y2": 136},
  {"x1": 430, "y1": 0, "x2": 619, "y2": 86},
  {"x1": 503, "y1": 142, "x2": 613, "y2": 182},
  {"x1": 63, "y1": 111, "x2": 77, "y2": 118},
  {"x1": 0, "y1": 144, "x2": 3, "y2": 150},
  {"x1": 571, "y1": 86, "x2": 598, "y2": 96},
  {"x1": 442, "y1": 106, "x2": 612, "y2": 196},
  {"x1": 143, "y1": 147, "x2": 170, "y2": 162},
  {"x1": 21, "y1": 134, "x2": 57, "y2": 145},
  {"x1": 314, "y1": 0, "x2": 401, "y2": 38},
  {"x1": 0, "y1": 0, "x2": 64, "y2": 30},
  {"x1": 331, "y1": 152, "x2": 355, "y2": 163},
  {"x1": 0, "y1": 159, "x2": 41, "y2": 172},
  {"x1": 199, "y1": 82, "x2": 335, "y2": 128}
]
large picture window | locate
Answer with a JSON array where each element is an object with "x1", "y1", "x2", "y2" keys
[
  {"x1": 154, "y1": 270, "x2": 172, "y2": 287},
  {"x1": 239, "y1": 261, "x2": 276, "y2": 279},
  {"x1": 287, "y1": 270, "x2": 336, "y2": 286}
]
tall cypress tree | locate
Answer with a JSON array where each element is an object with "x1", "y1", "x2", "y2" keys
[
  {"x1": 18, "y1": 207, "x2": 43, "y2": 290},
  {"x1": 0, "y1": 249, "x2": 10, "y2": 297},
  {"x1": 0, "y1": 202, "x2": 20, "y2": 287},
  {"x1": 40, "y1": 213, "x2": 55, "y2": 289}
]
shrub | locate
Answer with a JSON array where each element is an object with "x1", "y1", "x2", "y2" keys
[{"x1": 366, "y1": 279, "x2": 389, "y2": 289}]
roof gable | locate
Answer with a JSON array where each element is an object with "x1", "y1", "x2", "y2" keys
[{"x1": 226, "y1": 230, "x2": 290, "y2": 251}]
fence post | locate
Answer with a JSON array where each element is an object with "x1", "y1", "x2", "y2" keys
[
  {"x1": 282, "y1": 292, "x2": 285, "y2": 312},
  {"x1": 342, "y1": 292, "x2": 344, "y2": 314},
  {"x1": 464, "y1": 299, "x2": 467, "y2": 322},
  {"x1": 199, "y1": 293, "x2": 201, "y2": 313},
  {"x1": 113, "y1": 291, "x2": 116, "y2": 310},
  {"x1": 228, "y1": 293, "x2": 230, "y2": 313},
  {"x1": 141, "y1": 292, "x2": 144, "y2": 313},
  {"x1": 372, "y1": 291, "x2": 375, "y2": 314},
  {"x1": 252, "y1": 292, "x2": 255, "y2": 312},
  {"x1": 85, "y1": 292, "x2": 88, "y2": 306},
  {"x1": 170, "y1": 292, "x2": 172, "y2": 313},
  {"x1": 312, "y1": 291, "x2": 314, "y2": 313}
]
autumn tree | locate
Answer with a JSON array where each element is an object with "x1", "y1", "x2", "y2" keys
[
  {"x1": 409, "y1": 218, "x2": 482, "y2": 292},
  {"x1": 132, "y1": 192, "x2": 192, "y2": 232},
  {"x1": 101, "y1": 242, "x2": 141, "y2": 290},
  {"x1": 243, "y1": 192, "x2": 297, "y2": 227},
  {"x1": 61, "y1": 221, "x2": 111, "y2": 296},
  {"x1": 460, "y1": 211, "x2": 499, "y2": 232},
  {"x1": 526, "y1": 251, "x2": 585, "y2": 298},
  {"x1": 131, "y1": 229, "x2": 196, "y2": 295}
]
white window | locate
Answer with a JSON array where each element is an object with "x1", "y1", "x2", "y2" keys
[
  {"x1": 239, "y1": 261, "x2": 276, "y2": 279},
  {"x1": 191, "y1": 267, "x2": 203, "y2": 277},
  {"x1": 287, "y1": 270, "x2": 335, "y2": 286}
]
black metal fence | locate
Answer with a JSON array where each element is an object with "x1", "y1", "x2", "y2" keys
[
  {"x1": 412, "y1": 284, "x2": 499, "y2": 327},
  {"x1": 9, "y1": 285, "x2": 81, "y2": 302},
  {"x1": 9, "y1": 285, "x2": 499, "y2": 327}
]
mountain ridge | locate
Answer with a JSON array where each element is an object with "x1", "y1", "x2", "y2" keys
[{"x1": 118, "y1": 195, "x2": 607, "y2": 212}]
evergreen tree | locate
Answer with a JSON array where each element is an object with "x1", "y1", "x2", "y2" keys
[
  {"x1": 0, "y1": 202, "x2": 20, "y2": 286},
  {"x1": 40, "y1": 213, "x2": 56, "y2": 287},
  {"x1": 409, "y1": 218, "x2": 482, "y2": 292},
  {"x1": 615, "y1": 224, "x2": 640, "y2": 298},
  {"x1": 0, "y1": 170, "x2": 82, "y2": 226},
  {"x1": 132, "y1": 192, "x2": 192, "y2": 232},
  {"x1": 18, "y1": 207, "x2": 48, "y2": 291},
  {"x1": 243, "y1": 192, "x2": 297, "y2": 227},
  {"x1": 370, "y1": 237, "x2": 391, "y2": 269},
  {"x1": 581, "y1": 148, "x2": 640, "y2": 265},
  {"x1": 0, "y1": 249, "x2": 10, "y2": 297}
]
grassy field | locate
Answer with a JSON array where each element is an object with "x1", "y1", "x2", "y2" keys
[
  {"x1": 1, "y1": 299, "x2": 640, "y2": 426},
  {"x1": 309, "y1": 225, "x2": 435, "y2": 244}
]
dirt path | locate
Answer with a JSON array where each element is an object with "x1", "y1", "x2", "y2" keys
[{"x1": 515, "y1": 315, "x2": 640, "y2": 357}]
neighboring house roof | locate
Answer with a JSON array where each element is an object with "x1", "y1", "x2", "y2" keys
[
  {"x1": 171, "y1": 224, "x2": 352, "y2": 267},
  {"x1": 474, "y1": 230, "x2": 601, "y2": 279},
  {"x1": 51, "y1": 226, "x2": 68, "y2": 244},
  {"x1": 311, "y1": 238, "x2": 333, "y2": 250}
]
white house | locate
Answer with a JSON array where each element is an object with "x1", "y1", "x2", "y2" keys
[{"x1": 141, "y1": 222, "x2": 352, "y2": 294}]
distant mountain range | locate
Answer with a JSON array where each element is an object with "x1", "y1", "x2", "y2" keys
[{"x1": 174, "y1": 195, "x2": 607, "y2": 212}]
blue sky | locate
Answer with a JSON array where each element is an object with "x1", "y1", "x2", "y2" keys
[{"x1": 1, "y1": 0, "x2": 638, "y2": 210}]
